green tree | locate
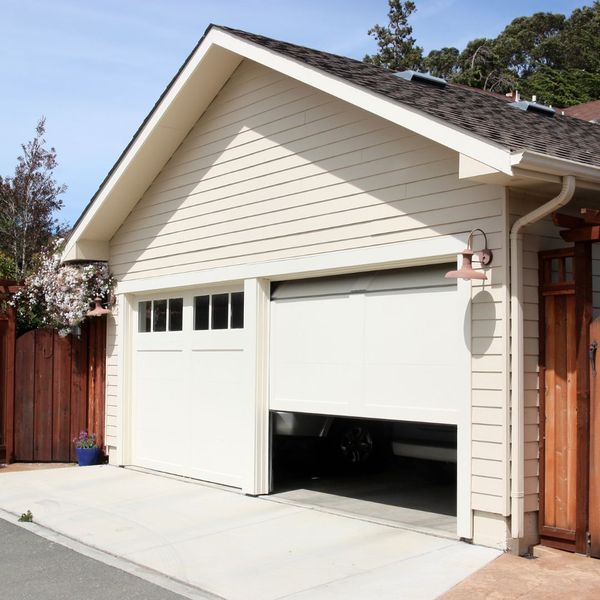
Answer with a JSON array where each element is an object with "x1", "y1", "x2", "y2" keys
[
  {"x1": 364, "y1": 0, "x2": 423, "y2": 71},
  {"x1": 0, "y1": 118, "x2": 66, "y2": 279},
  {"x1": 493, "y1": 12, "x2": 567, "y2": 76},
  {"x1": 561, "y1": 2, "x2": 600, "y2": 72},
  {"x1": 423, "y1": 47, "x2": 460, "y2": 80},
  {"x1": 521, "y1": 67, "x2": 600, "y2": 107},
  {"x1": 452, "y1": 38, "x2": 516, "y2": 92},
  {"x1": 365, "y1": 1, "x2": 600, "y2": 106}
]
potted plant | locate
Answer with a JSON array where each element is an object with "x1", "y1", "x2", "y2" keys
[{"x1": 73, "y1": 430, "x2": 101, "y2": 466}]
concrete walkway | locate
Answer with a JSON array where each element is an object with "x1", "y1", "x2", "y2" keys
[{"x1": 0, "y1": 465, "x2": 500, "y2": 600}]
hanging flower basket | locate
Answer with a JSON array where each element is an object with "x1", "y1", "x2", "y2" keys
[{"x1": 10, "y1": 241, "x2": 115, "y2": 336}]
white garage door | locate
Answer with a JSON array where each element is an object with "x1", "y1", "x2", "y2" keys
[
  {"x1": 132, "y1": 288, "x2": 245, "y2": 487},
  {"x1": 270, "y1": 265, "x2": 465, "y2": 424}
]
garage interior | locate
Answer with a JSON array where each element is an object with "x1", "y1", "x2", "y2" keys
[{"x1": 270, "y1": 411, "x2": 457, "y2": 535}]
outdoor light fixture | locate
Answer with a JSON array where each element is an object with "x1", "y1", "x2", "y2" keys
[
  {"x1": 445, "y1": 228, "x2": 493, "y2": 281},
  {"x1": 86, "y1": 297, "x2": 111, "y2": 317}
]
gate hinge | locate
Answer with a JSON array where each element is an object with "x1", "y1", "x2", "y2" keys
[{"x1": 587, "y1": 531, "x2": 592, "y2": 555}]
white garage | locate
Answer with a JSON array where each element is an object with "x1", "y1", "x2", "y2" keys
[
  {"x1": 131, "y1": 287, "x2": 246, "y2": 487},
  {"x1": 270, "y1": 264, "x2": 467, "y2": 425}
]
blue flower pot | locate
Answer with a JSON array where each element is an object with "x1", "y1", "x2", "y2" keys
[{"x1": 75, "y1": 447, "x2": 101, "y2": 466}]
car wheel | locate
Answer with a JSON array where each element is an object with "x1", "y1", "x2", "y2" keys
[{"x1": 330, "y1": 420, "x2": 381, "y2": 470}]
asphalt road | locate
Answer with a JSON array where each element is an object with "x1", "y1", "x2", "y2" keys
[{"x1": 0, "y1": 517, "x2": 191, "y2": 600}]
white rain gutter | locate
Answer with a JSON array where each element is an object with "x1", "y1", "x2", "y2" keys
[{"x1": 510, "y1": 175, "x2": 576, "y2": 541}]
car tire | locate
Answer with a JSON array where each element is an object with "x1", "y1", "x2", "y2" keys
[{"x1": 328, "y1": 419, "x2": 385, "y2": 472}]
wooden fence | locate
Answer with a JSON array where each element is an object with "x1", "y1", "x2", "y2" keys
[{"x1": 7, "y1": 318, "x2": 106, "y2": 463}]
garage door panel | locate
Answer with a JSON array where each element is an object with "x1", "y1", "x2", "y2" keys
[
  {"x1": 271, "y1": 296, "x2": 361, "y2": 363},
  {"x1": 363, "y1": 288, "x2": 459, "y2": 359},
  {"x1": 270, "y1": 265, "x2": 464, "y2": 424},
  {"x1": 364, "y1": 364, "x2": 459, "y2": 412},
  {"x1": 271, "y1": 295, "x2": 362, "y2": 413},
  {"x1": 134, "y1": 350, "x2": 190, "y2": 466},
  {"x1": 132, "y1": 289, "x2": 245, "y2": 488},
  {"x1": 362, "y1": 286, "x2": 462, "y2": 416},
  {"x1": 271, "y1": 363, "x2": 362, "y2": 410}
]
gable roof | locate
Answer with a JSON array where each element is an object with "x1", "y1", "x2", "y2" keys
[
  {"x1": 63, "y1": 24, "x2": 600, "y2": 262},
  {"x1": 218, "y1": 26, "x2": 600, "y2": 168}
]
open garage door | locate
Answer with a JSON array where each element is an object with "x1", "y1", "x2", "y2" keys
[
  {"x1": 131, "y1": 288, "x2": 245, "y2": 488},
  {"x1": 270, "y1": 264, "x2": 465, "y2": 425}
]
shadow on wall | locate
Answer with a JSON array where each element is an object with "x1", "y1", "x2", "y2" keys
[
  {"x1": 465, "y1": 289, "x2": 497, "y2": 353},
  {"x1": 108, "y1": 60, "x2": 504, "y2": 280}
]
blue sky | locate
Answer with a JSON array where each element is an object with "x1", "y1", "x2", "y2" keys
[{"x1": 1, "y1": 0, "x2": 589, "y2": 224}]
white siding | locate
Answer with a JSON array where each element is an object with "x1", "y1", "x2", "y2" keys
[
  {"x1": 107, "y1": 60, "x2": 507, "y2": 517},
  {"x1": 110, "y1": 61, "x2": 502, "y2": 280},
  {"x1": 105, "y1": 309, "x2": 118, "y2": 449},
  {"x1": 470, "y1": 213, "x2": 509, "y2": 516}
]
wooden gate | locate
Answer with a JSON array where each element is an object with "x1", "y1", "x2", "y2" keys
[
  {"x1": 11, "y1": 318, "x2": 106, "y2": 463},
  {"x1": 539, "y1": 243, "x2": 598, "y2": 555},
  {"x1": 539, "y1": 248, "x2": 580, "y2": 551}
]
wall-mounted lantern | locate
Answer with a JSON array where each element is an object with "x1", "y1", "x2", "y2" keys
[
  {"x1": 445, "y1": 229, "x2": 493, "y2": 281},
  {"x1": 86, "y1": 297, "x2": 111, "y2": 317}
]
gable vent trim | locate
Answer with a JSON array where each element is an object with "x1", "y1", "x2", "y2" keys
[
  {"x1": 510, "y1": 100, "x2": 556, "y2": 117},
  {"x1": 395, "y1": 70, "x2": 447, "y2": 88}
]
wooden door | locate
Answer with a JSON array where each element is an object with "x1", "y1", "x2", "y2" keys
[
  {"x1": 539, "y1": 249, "x2": 579, "y2": 550},
  {"x1": 589, "y1": 317, "x2": 600, "y2": 558}
]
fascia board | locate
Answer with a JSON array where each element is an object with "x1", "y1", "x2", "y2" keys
[
  {"x1": 210, "y1": 30, "x2": 513, "y2": 175},
  {"x1": 511, "y1": 150, "x2": 600, "y2": 183}
]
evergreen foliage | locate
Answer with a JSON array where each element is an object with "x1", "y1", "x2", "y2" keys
[{"x1": 365, "y1": 1, "x2": 600, "y2": 107}]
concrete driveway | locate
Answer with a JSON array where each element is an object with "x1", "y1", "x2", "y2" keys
[{"x1": 0, "y1": 466, "x2": 499, "y2": 600}]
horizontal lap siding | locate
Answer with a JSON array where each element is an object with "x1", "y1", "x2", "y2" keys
[
  {"x1": 470, "y1": 212, "x2": 509, "y2": 515},
  {"x1": 110, "y1": 60, "x2": 504, "y2": 281},
  {"x1": 105, "y1": 310, "x2": 118, "y2": 449},
  {"x1": 109, "y1": 59, "x2": 508, "y2": 514}
]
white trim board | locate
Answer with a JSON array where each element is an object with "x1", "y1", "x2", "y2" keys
[{"x1": 116, "y1": 234, "x2": 466, "y2": 295}]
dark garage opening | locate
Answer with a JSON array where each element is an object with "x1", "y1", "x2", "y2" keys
[{"x1": 270, "y1": 411, "x2": 457, "y2": 535}]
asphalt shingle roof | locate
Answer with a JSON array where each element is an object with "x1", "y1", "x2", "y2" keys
[{"x1": 217, "y1": 25, "x2": 600, "y2": 169}]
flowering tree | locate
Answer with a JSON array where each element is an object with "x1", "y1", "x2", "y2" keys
[
  {"x1": 11, "y1": 243, "x2": 115, "y2": 336},
  {"x1": 0, "y1": 118, "x2": 66, "y2": 279}
]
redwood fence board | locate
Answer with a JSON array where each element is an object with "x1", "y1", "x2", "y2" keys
[
  {"x1": 52, "y1": 334, "x2": 72, "y2": 462},
  {"x1": 0, "y1": 307, "x2": 16, "y2": 463},
  {"x1": 69, "y1": 328, "x2": 88, "y2": 462},
  {"x1": 34, "y1": 330, "x2": 53, "y2": 461},
  {"x1": 14, "y1": 331, "x2": 35, "y2": 461}
]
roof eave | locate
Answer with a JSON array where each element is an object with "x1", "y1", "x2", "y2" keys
[{"x1": 511, "y1": 150, "x2": 600, "y2": 189}]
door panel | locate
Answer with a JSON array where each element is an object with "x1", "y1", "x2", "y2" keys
[
  {"x1": 270, "y1": 266, "x2": 463, "y2": 424},
  {"x1": 132, "y1": 290, "x2": 245, "y2": 488}
]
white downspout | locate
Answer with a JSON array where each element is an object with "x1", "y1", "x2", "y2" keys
[{"x1": 510, "y1": 175, "x2": 576, "y2": 543}]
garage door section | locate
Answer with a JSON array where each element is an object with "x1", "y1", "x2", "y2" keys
[
  {"x1": 132, "y1": 289, "x2": 245, "y2": 487},
  {"x1": 270, "y1": 265, "x2": 464, "y2": 424}
]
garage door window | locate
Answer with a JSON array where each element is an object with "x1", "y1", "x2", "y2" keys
[
  {"x1": 194, "y1": 292, "x2": 244, "y2": 330},
  {"x1": 138, "y1": 298, "x2": 183, "y2": 333}
]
